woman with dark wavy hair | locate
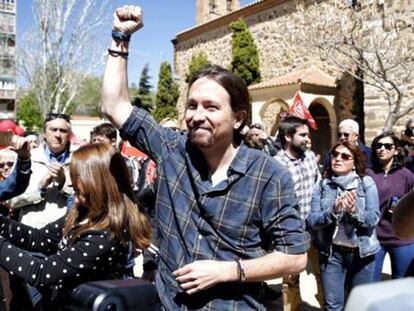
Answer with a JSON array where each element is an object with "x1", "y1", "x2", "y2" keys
[
  {"x1": 0, "y1": 143, "x2": 151, "y2": 309},
  {"x1": 308, "y1": 142, "x2": 380, "y2": 311},
  {"x1": 367, "y1": 132, "x2": 414, "y2": 281}
]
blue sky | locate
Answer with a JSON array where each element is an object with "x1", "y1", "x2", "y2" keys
[{"x1": 17, "y1": 0, "x2": 254, "y2": 88}]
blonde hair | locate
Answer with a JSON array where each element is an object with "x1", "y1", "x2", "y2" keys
[{"x1": 64, "y1": 143, "x2": 151, "y2": 250}]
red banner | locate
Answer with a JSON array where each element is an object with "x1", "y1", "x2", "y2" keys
[{"x1": 289, "y1": 92, "x2": 317, "y2": 130}]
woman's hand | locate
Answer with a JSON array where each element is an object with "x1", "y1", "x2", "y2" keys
[
  {"x1": 334, "y1": 196, "x2": 344, "y2": 214},
  {"x1": 343, "y1": 190, "x2": 357, "y2": 214}
]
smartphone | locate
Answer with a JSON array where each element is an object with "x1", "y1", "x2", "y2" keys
[{"x1": 0, "y1": 131, "x2": 13, "y2": 147}]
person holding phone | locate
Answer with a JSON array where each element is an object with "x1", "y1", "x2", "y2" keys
[
  {"x1": 308, "y1": 142, "x2": 380, "y2": 311},
  {"x1": 366, "y1": 132, "x2": 414, "y2": 281}
]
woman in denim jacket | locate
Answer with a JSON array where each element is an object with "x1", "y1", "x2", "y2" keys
[{"x1": 308, "y1": 142, "x2": 380, "y2": 311}]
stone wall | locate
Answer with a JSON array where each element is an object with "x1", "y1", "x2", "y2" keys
[{"x1": 174, "y1": 0, "x2": 413, "y2": 143}]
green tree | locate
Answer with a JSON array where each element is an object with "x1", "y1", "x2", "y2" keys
[
  {"x1": 132, "y1": 64, "x2": 154, "y2": 113},
  {"x1": 230, "y1": 19, "x2": 261, "y2": 86},
  {"x1": 16, "y1": 92, "x2": 44, "y2": 133},
  {"x1": 186, "y1": 52, "x2": 210, "y2": 83},
  {"x1": 71, "y1": 75, "x2": 102, "y2": 117},
  {"x1": 153, "y1": 62, "x2": 179, "y2": 122}
]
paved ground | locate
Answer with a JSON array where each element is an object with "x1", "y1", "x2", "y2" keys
[{"x1": 134, "y1": 254, "x2": 392, "y2": 310}]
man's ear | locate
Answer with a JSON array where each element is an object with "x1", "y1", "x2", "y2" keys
[
  {"x1": 285, "y1": 133, "x2": 292, "y2": 144},
  {"x1": 233, "y1": 110, "x2": 247, "y2": 131}
]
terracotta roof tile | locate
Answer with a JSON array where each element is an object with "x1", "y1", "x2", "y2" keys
[{"x1": 249, "y1": 67, "x2": 337, "y2": 90}]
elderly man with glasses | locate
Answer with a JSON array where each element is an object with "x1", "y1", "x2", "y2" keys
[
  {"x1": 7, "y1": 113, "x2": 73, "y2": 309},
  {"x1": 323, "y1": 119, "x2": 372, "y2": 172},
  {"x1": 10, "y1": 113, "x2": 72, "y2": 228}
]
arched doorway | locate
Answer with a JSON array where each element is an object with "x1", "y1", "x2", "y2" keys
[
  {"x1": 309, "y1": 102, "x2": 331, "y2": 158},
  {"x1": 259, "y1": 99, "x2": 289, "y2": 136}
]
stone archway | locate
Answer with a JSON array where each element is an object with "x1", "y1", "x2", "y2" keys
[
  {"x1": 309, "y1": 97, "x2": 337, "y2": 157},
  {"x1": 260, "y1": 99, "x2": 289, "y2": 136}
]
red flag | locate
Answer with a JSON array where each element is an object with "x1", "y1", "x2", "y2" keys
[{"x1": 289, "y1": 92, "x2": 317, "y2": 130}]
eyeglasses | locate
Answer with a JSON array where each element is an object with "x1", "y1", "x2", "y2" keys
[
  {"x1": 375, "y1": 143, "x2": 394, "y2": 150},
  {"x1": 0, "y1": 161, "x2": 14, "y2": 169},
  {"x1": 45, "y1": 112, "x2": 71, "y2": 123},
  {"x1": 331, "y1": 150, "x2": 354, "y2": 161},
  {"x1": 338, "y1": 132, "x2": 350, "y2": 138}
]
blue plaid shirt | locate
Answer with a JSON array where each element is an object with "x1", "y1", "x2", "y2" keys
[{"x1": 120, "y1": 107, "x2": 309, "y2": 310}]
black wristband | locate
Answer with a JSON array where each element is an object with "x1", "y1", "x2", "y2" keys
[
  {"x1": 107, "y1": 48, "x2": 129, "y2": 58},
  {"x1": 112, "y1": 30, "x2": 131, "y2": 42}
]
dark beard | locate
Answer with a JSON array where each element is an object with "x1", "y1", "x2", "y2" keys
[
  {"x1": 291, "y1": 143, "x2": 307, "y2": 156},
  {"x1": 188, "y1": 130, "x2": 214, "y2": 149}
]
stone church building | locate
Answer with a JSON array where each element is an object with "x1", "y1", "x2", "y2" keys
[{"x1": 172, "y1": 0, "x2": 413, "y2": 156}]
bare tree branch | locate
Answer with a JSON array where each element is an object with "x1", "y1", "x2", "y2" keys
[
  {"x1": 284, "y1": 0, "x2": 413, "y2": 132},
  {"x1": 17, "y1": 0, "x2": 110, "y2": 114}
]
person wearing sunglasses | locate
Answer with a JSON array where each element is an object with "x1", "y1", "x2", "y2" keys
[
  {"x1": 366, "y1": 132, "x2": 414, "y2": 281},
  {"x1": 10, "y1": 112, "x2": 72, "y2": 227},
  {"x1": 0, "y1": 149, "x2": 17, "y2": 181},
  {"x1": 0, "y1": 135, "x2": 32, "y2": 311},
  {"x1": 7, "y1": 113, "x2": 73, "y2": 309},
  {"x1": 308, "y1": 142, "x2": 380, "y2": 311}
]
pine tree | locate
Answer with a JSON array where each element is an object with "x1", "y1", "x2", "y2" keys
[
  {"x1": 230, "y1": 19, "x2": 261, "y2": 86},
  {"x1": 153, "y1": 62, "x2": 179, "y2": 122},
  {"x1": 186, "y1": 52, "x2": 211, "y2": 83},
  {"x1": 132, "y1": 64, "x2": 154, "y2": 113}
]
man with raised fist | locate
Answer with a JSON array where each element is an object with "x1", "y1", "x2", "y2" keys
[{"x1": 102, "y1": 6, "x2": 309, "y2": 310}]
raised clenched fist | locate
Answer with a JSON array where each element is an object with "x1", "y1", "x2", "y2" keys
[{"x1": 113, "y1": 5, "x2": 143, "y2": 35}]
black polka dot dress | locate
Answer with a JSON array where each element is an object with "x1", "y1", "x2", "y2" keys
[{"x1": 0, "y1": 215, "x2": 130, "y2": 309}]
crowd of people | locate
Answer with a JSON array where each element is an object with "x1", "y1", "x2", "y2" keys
[{"x1": 0, "y1": 5, "x2": 412, "y2": 311}]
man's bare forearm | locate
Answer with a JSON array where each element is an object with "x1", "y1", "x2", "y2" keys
[
  {"x1": 242, "y1": 251, "x2": 307, "y2": 282},
  {"x1": 101, "y1": 40, "x2": 133, "y2": 128},
  {"x1": 174, "y1": 251, "x2": 307, "y2": 295}
]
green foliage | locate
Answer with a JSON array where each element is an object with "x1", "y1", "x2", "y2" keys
[
  {"x1": 132, "y1": 64, "x2": 154, "y2": 113},
  {"x1": 230, "y1": 19, "x2": 261, "y2": 86},
  {"x1": 186, "y1": 52, "x2": 211, "y2": 83},
  {"x1": 16, "y1": 92, "x2": 44, "y2": 133},
  {"x1": 153, "y1": 62, "x2": 179, "y2": 122},
  {"x1": 71, "y1": 75, "x2": 102, "y2": 116}
]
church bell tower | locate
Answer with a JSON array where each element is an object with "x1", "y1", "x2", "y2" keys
[{"x1": 196, "y1": 0, "x2": 240, "y2": 25}]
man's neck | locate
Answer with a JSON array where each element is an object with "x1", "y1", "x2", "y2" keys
[
  {"x1": 284, "y1": 146, "x2": 301, "y2": 160},
  {"x1": 201, "y1": 142, "x2": 239, "y2": 186},
  {"x1": 45, "y1": 144, "x2": 68, "y2": 161}
]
